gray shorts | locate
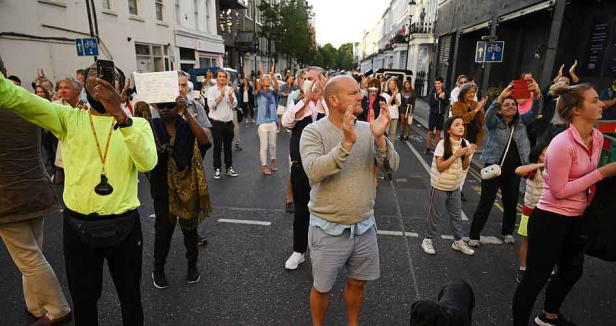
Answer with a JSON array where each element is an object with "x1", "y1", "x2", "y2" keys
[{"x1": 308, "y1": 225, "x2": 380, "y2": 293}]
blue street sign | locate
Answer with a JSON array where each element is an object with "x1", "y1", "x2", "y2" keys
[
  {"x1": 75, "y1": 39, "x2": 84, "y2": 56},
  {"x1": 75, "y1": 38, "x2": 98, "y2": 56},
  {"x1": 475, "y1": 41, "x2": 505, "y2": 63},
  {"x1": 82, "y1": 38, "x2": 99, "y2": 56},
  {"x1": 475, "y1": 41, "x2": 487, "y2": 63},
  {"x1": 485, "y1": 41, "x2": 504, "y2": 62}
]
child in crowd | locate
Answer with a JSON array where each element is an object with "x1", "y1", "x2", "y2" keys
[
  {"x1": 514, "y1": 144, "x2": 548, "y2": 283},
  {"x1": 422, "y1": 115, "x2": 477, "y2": 256}
]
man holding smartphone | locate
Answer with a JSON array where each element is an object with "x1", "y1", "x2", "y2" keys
[
  {"x1": 0, "y1": 61, "x2": 157, "y2": 326},
  {"x1": 207, "y1": 69, "x2": 239, "y2": 179}
]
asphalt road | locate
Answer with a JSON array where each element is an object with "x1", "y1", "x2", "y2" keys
[{"x1": 1, "y1": 109, "x2": 614, "y2": 326}]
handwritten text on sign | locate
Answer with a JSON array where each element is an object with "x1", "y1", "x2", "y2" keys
[{"x1": 134, "y1": 71, "x2": 179, "y2": 103}]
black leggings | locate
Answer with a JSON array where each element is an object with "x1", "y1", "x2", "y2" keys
[{"x1": 512, "y1": 208, "x2": 589, "y2": 325}]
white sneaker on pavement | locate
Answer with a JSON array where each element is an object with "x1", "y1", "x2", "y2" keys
[
  {"x1": 468, "y1": 239, "x2": 481, "y2": 248},
  {"x1": 502, "y1": 234, "x2": 516, "y2": 244},
  {"x1": 214, "y1": 169, "x2": 221, "y2": 179},
  {"x1": 421, "y1": 238, "x2": 436, "y2": 255},
  {"x1": 452, "y1": 240, "x2": 475, "y2": 256},
  {"x1": 285, "y1": 252, "x2": 305, "y2": 270}
]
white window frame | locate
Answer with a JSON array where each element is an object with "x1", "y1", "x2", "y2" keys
[
  {"x1": 245, "y1": 0, "x2": 253, "y2": 20},
  {"x1": 135, "y1": 43, "x2": 171, "y2": 73},
  {"x1": 101, "y1": 0, "x2": 112, "y2": 10},
  {"x1": 193, "y1": 0, "x2": 200, "y2": 30},
  {"x1": 256, "y1": 6, "x2": 261, "y2": 25},
  {"x1": 155, "y1": 0, "x2": 164, "y2": 21},
  {"x1": 128, "y1": 0, "x2": 138, "y2": 15}
]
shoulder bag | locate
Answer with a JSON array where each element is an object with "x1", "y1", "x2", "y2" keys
[{"x1": 480, "y1": 123, "x2": 515, "y2": 180}]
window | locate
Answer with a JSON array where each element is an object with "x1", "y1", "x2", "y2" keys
[
  {"x1": 256, "y1": 7, "x2": 261, "y2": 24},
  {"x1": 155, "y1": 0, "x2": 164, "y2": 21},
  {"x1": 199, "y1": 57, "x2": 216, "y2": 68},
  {"x1": 101, "y1": 0, "x2": 112, "y2": 10},
  {"x1": 245, "y1": 0, "x2": 253, "y2": 19},
  {"x1": 175, "y1": 0, "x2": 181, "y2": 24},
  {"x1": 204, "y1": 0, "x2": 210, "y2": 32},
  {"x1": 135, "y1": 43, "x2": 171, "y2": 73},
  {"x1": 128, "y1": 0, "x2": 138, "y2": 15},
  {"x1": 193, "y1": 0, "x2": 200, "y2": 30}
]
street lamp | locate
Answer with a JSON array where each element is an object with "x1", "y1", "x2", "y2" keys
[{"x1": 404, "y1": 0, "x2": 417, "y2": 71}]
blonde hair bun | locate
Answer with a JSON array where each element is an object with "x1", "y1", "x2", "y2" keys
[{"x1": 549, "y1": 82, "x2": 570, "y2": 96}]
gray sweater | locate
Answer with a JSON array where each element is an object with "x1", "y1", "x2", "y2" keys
[{"x1": 300, "y1": 117, "x2": 400, "y2": 225}]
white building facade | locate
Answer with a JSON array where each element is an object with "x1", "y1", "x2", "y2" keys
[
  {"x1": 358, "y1": 0, "x2": 436, "y2": 96},
  {"x1": 0, "y1": 0, "x2": 223, "y2": 90}
]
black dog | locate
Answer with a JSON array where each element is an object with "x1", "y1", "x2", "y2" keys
[{"x1": 409, "y1": 280, "x2": 475, "y2": 326}]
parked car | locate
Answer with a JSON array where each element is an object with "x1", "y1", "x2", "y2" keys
[
  {"x1": 375, "y1": 68, "x2": 413, "y2": 90},
  {"x1": 187, "y1": 67, "x2": 240, "y2": 91}
]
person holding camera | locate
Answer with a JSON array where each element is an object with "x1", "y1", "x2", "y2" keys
[
  {"x1": 468, "y1": 79, "x2": 542, "y2": 249},
  {"x1": 0, "y1": 61, "x2": 157, "y2": 325}
]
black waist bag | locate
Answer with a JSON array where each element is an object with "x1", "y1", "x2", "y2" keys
[
  {"x1": 65, "y1": 209, "x2": 137, "y2": 248},
  {"x1": 583, "y1": 177, "x2": 616, "y2": 262}
]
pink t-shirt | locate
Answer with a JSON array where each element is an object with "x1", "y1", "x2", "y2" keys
[
  {"x1": 368, "y1": 95, "x2": 376, "y2": 122},
  {"x1": 537, "y1": 125, "x2": 604, "y2": 216},
  {"x1": 517, "y1": 92, "x2": 534, "y2": 114}
]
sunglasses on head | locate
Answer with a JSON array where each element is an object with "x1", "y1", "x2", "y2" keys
[{"x1": 156, "y1": 102, "x2": 176, "y2": 110}]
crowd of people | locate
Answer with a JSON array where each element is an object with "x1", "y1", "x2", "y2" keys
[{"x1": 1, "y1": 51, "x2": 616, "y2": 326}]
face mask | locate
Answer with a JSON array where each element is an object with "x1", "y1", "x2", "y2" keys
[{"x1": 368, "y1": 87, "x2": 378, "y2": 95}]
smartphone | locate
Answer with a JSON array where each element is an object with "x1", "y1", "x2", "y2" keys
[
  {"x1": 512, "y1": 79, "x2": 531, "y2": 100},
  {"x1": 96, "y1": 59, "x2": 115, "y2": 86}
]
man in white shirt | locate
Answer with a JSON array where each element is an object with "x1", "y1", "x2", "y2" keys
[
  {"x1": 281, "y1": 67, "x2": 328, "y2": 270},
  {"x1": 207, "y1": 69, "x2": 239, "y2": 179}
]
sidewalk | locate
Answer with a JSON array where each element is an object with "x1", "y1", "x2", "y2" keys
[{"x1": 412, "y1": 98, "x2": 486, "y2": 171}]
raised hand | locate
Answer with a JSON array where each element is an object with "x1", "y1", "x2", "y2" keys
[
  {"x1": 477, "y1": 96, "x2": 488, "y2": 110},
  {"x1": 497, "y1": 82, "x2": 515, "y2": 102},
  {"x1": 554, "y1": 64, "x2": 565, "y2": 83},
  {"x1": 371, "y1": 101, "x2": 391, "y2": 138},
  {"x1": 342, "y1": 105, "x2": 357, "y2": 150},
  {"x1": 93, "y1": 78, "x2": 125, "y2": 121},
  {"x1": 527, "y1": 78, "x2": 541, "y2": 99},
  {"x1": 455, "y1": 147, "x2": 470, "y2": 158},
  {"x1": 569, "y1": 60, "x2": 578, "y2": 75},
  {"x1": 176, "y1": 95, "x2": 187, "y2": 115}
]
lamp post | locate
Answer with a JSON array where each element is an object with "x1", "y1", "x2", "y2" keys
[{"x1": 404, "y1": 0, "x2": 417, "y2": 71}]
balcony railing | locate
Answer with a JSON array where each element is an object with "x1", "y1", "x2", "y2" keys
[{"x1": 409, "y1": 22, "x2": 433, "y2": 35}]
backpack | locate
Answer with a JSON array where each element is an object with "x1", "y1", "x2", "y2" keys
[{"x1": 583, "y1": 176, "x2": 616, "y2": 262}]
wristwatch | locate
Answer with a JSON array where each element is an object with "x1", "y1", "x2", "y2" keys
[{"x1": 114, "y1": 117, "x2": 133, "y2": 130}]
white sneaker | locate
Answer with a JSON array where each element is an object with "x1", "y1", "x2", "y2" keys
[
  {"x1": 468, "y1": 239, "x2": 481, "y2": 248},
  {"x1": 214, "y1": 169, "x2": 221, "y2": 179},
  {"x1": 452, "y1": 240, "x2": 475, "y2": 256},
  {"x1": 285, "y1": 252, "x2": 305, "y2": 270},
  {"x1": 421, "y1": 238, "x2": 436, "y2": 255},
  {"x1": 502, "y1": 234, "x2": 516, "y2": 244},
  {"x1": 226, "y1": 167, "x2": 238, "y2": 177}
]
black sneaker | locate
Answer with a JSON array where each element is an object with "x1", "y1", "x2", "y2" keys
[
  {"x1": 535, "y1": 312, "x2": 577, "y2": 326},
  {"x1": 424, "y1": 148, "x2": 431, "y2": 155},
  {"x1": 234, "y1": 144, "x2": 243, "y2": 151},
  {"x1": 197, "y1": 234, "x2": 208, "y2": 246},
  {"x1": 516, "y1": 269, "x2": 525, "y2": 284},
  {"x1": 152, "y1": 271, "x2": 167, "y2": 289},
  {"x1": 214, "y1": 169, "x2": 222, "y2": 179},
  {"x1": 187, "y1": 266, "x2": 201, "y2": 284}
]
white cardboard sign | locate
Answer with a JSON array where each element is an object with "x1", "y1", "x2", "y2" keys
[{"x1": 133, "y1": 71, "x2": 179, "y2": 103}]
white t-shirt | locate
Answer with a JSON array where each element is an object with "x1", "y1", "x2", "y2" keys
[{"x1": 381, "y1": 92, "x2": 400, "y2": 119}]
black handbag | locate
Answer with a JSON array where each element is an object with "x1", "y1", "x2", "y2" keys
[
  {"x1": 583, "y1": 177, "x2": 616, "y2": 262},
  {"x1": 66, "y1": 209, "x2": 137, "y2": 248},
  {"x1": 236, "y1": 107, "x2": 244, "y2": 123}
]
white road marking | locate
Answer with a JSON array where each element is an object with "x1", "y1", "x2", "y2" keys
[
  {"x1": 377, "y1": 230, "x2": 419, "y2": 237},
  {"x1": 403, "y1": 139, "x2": 469, "y2": 221},
  {"x1": 214, "y1": 206, "x2": 286, "y2": 213},
  {"x1": 149, "y1": 214, "x2": 155, "y2": 218},
  {"x1": 217, "y1": 218, "x2": 271, "y2": 226}
]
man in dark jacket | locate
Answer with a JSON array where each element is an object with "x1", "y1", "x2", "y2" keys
[
  {"x1": 426, "y1": 77, "x2": 450, "y2": 155},
  {"x1": 0, "y1": 57, "x2": 72, "y2": 325}
]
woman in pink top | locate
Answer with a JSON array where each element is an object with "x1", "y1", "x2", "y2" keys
[{"x1": 513, "y1": 83, "x2": 616, "y2": 326}]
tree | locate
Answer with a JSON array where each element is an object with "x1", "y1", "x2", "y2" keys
[
  {"x1": 337, "y1": 43, "x2": 355, "y2": 70},
  {"x1": 258, "y1": 1, "x2": 281, "y2": 68}
]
